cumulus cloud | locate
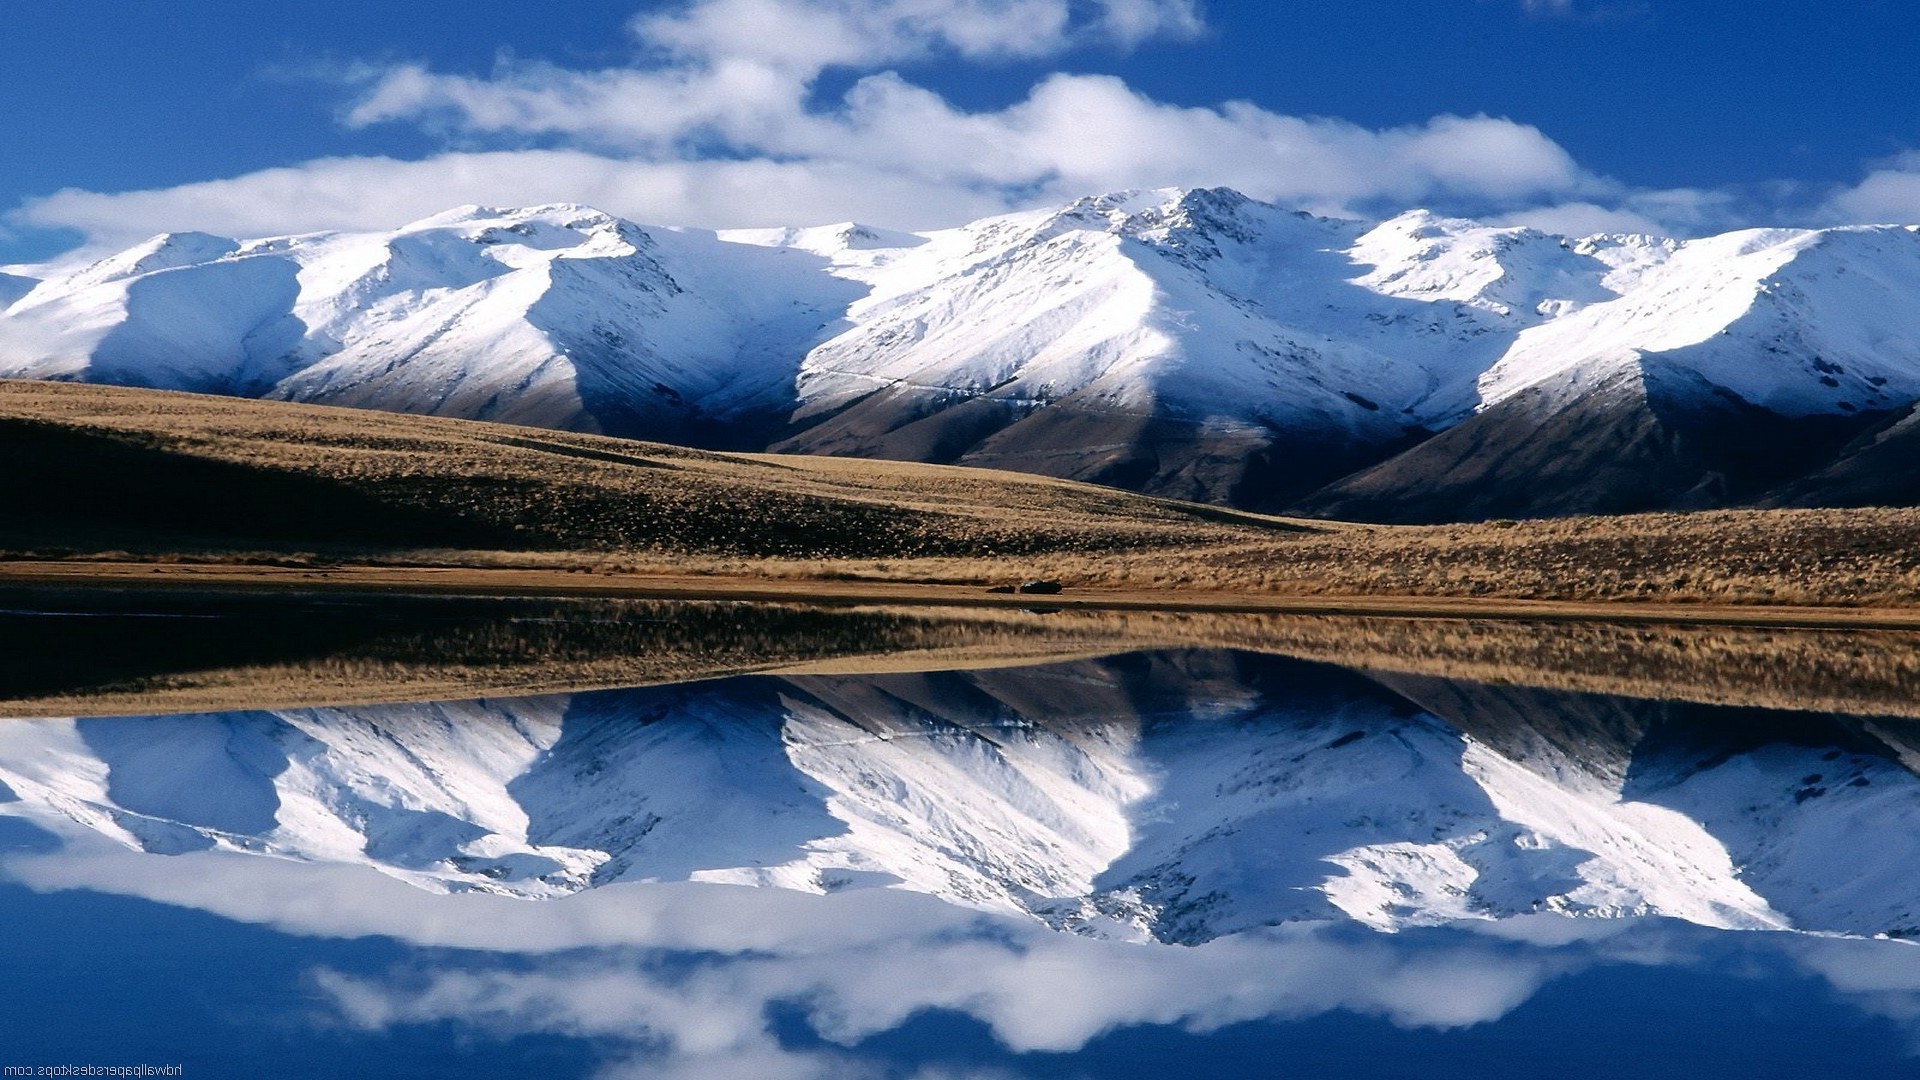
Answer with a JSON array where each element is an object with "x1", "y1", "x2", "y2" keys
[
  {"x1": 16, "y1": 90, "x2": 1600, "y2": 247},
  {"x1": 308, "y1": 922, "x2": 1581, "y2": 1074},
  {"x1": 14, "y1": 151, "x2": 1018, "y2": 244},
  {"x1": 14, "y1": 823, "x2": 1920, "y2": 1075},
  {"x1": 14, "y1": 0, "x2": 1915, "y2": 253},
  {"x1": 325, "y1": 0, "x2": 1592, "y2": 223},
  {"x1": 340, "y1": 0, "x2": 1202, "y2": 150},
  {"x1": 3, "y1": 835, "x2": 1592, "y2": 1074},
  {"x1": 5, "y1": 0, "x2": 1646, "y2": 248},
  {"x1": 1, "y1": 842, "x2": 990, "y2": 955},
  {"x1": 635, "y1": 0, "x2": 1203, "y2": 69},
  {"x1": 1496, "y1": 201, "x2": 1668, "y2": 237},
  {"x1": 1823, "y1": 153, "x2": 1920, "y2": 224}
]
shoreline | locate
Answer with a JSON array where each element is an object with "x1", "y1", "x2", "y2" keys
[{"x1": 10, "y1": 559, "x2": 1920, "y2": 632}]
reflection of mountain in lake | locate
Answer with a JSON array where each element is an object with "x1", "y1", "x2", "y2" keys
[{"x1": 3, "y1": 649, "x2": 1918, "y2": 943}]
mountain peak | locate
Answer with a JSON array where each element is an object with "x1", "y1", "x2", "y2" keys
[
  {"x1": 11, "y1": 191, "x2": 1920, "y2": 519},
  {"x1": 719, "y1": 220, "x2": 927, "y2": 255},
  {"x1": 70, "y1": 230, "x2": 239, "y2": 287},
  {"x1": 405, "y1": 202, "x2": 618, "y2": 228},
  {"x1": 1123, "y1": 185, "x2": 1269, "y2": 247}
]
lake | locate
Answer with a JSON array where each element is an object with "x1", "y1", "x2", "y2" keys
[{"x1": 3, "y1": 591, "x2": 1919, "y2": 1077}]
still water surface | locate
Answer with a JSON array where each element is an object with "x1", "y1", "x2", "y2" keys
[{"x1": 3, "y1": 599, "x2": 1920, "y2": 1077}]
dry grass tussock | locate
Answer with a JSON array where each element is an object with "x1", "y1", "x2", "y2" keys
[
  {"x1": 1165, "y1": 613, "x2": 1920, "y2": 718},
  {"x1": 0, "y1": 380, "x2": 1308, "y2": 561},
  {"x1": 0, "y1": 594, "x2": 1144, "y2": 717},
  {"x1": 8, "y1": 380, "x2": 1920, "y2": 608},
  {"x1": 522, "y1": 506, "x2": 1920, "y2": 607},
  {"x1": 9, "y1": 591, "x2": 1920, "y2": 718}
]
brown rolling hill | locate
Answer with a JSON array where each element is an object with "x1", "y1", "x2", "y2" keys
[
  {"x1": 0, "y1": 378, "x2": 1312, "y2": 560},
  {"x1": 12, "y1": 379, "x2": 1920, "y2": 614}
]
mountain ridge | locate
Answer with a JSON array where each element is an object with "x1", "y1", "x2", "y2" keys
[
  {"x1": 6, "y1": 653, "x2": 1918, "y2": 943},
  {"x1": 8, "y1": 190, "x2": 1920, "y2": 520}
]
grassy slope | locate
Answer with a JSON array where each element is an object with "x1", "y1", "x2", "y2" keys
[
  {"x1": 0, "y1": 379, "x2": 1308, "y2": 559},
  {"x1": 8, "y1": 379, "x2": 1920, "y2": 608}
]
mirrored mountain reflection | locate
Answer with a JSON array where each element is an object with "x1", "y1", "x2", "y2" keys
[{"x1": 6, "y1": 648, "x2": 1920, "y2": 943}]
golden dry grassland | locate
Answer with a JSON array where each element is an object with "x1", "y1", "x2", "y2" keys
[
  {"x1": 9, "y1": 592, "x2": 1919, "y2": 719},
  {"x1": 8, "y1": 378, "x2": 1920, "y2": 610}
]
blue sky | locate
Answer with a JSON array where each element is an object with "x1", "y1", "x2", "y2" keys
[{"x1": 6, "y1": 0, "x2": 1920, "y2": 261}]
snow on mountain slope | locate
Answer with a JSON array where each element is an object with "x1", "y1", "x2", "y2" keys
[
  {"x1": 0, "y1": 697, "x2": 604, "y2": 896},
  {"x1": 6, "y1": 190, "x2": 1920, "y2": 512},
  {"x1": 785, "y1": 191, "x2": 1446, "y2": 428},
  {"x1": 0, "y1": 207, "x2": 860, "y2": 441},
  {"x1": 1295, "y1": 225, "x2": 1920, "y2": 521},
  {"x1": 1628, "y1": 730, "x2": 1920, "y2": 937},
  {"x1": 1480, "y1": 225, "x2": 1920, "y2": 414},
  {"x1": 772, "y1": 191, "x2": 1575, "y2": 502},
  {"x1": 1085, "y1": 670, "x2": 1791, "y2": 942},
  {"x1": 4, "y1": 653, "x2": 1918, "y2": 944}
]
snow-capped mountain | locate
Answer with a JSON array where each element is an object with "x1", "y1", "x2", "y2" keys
[
  {"x1": 0, "y1": 206, "x2": 844, "y2": 445},
  {"x1": 4, "y1": 652, "x2": 1917, "y2": 943},
  {"x1": 7, "y1": 191, "x2": 1920, "y2": 518}
]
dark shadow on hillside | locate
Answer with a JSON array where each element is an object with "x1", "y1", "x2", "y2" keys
[
  {"x1": 0, "y1": 419, "x2": 523, "y2": 554},
  {"x1": 0, "y1": 589, "x2": 1101, "y2": 713}
]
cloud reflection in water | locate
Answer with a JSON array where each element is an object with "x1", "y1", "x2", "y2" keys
[{"x1": 5, "y1": 647, "x2": 1920, "y2": 1075}]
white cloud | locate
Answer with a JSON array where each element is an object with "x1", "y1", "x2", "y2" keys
[
  {"x1": 15, "y1": 88, "x2": 1601, "y2": 247},
  {"x1": 325, "y1": 0, "x2": 1593, "y2": 219},
  {"x1": 635, "y1": 0, "x2": 1201, "y2": 69},
  {"x1": 13, "y1": 151, "x2": 1016, "y2": 245},
  {"x1": 5, "y1": 0, "x2": 1646, "y2": 247},
  {"x1": 342, "y1": 0, "x2": 1206, "y2": 147},
  {"x1": 307, "y1": 921, "x2": 1579, "y2": 1070},
  {"x1": 1824, "y1": 153, "x2": 1920, "y2": 225},
  {"x1": 1495, "y1": 201, "x2": 1668, "y2": 237},
  {"x1": 4, "y1": 839, "x2": 1576, "y2": 1051},
  {"x1": 329, "y1": 4, "x2": 1591, "y2": 218},
  {"x1": 1, "y1": 842, "x2": 989, "y2": 954},
  {"x1": 823, "y1": 74, "x2": 1587, "y2": 204},
  {"x1": 10, "y1": 0, "x2": 1911, "y2": 253},
  {"x1": 0, "y1": 835, "x2": 1598, "y2": 1076},
  {"x1": 14, "y1": 821, "x2": 1920, "y2": 1075}
]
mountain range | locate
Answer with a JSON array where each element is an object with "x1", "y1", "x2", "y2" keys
[
  {"x1": 3, "y1": 651, "x2": 1915, "y2": 943},
  {"x1": 7, "y1": 189, "x2": 1920, "y2": 521}
]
